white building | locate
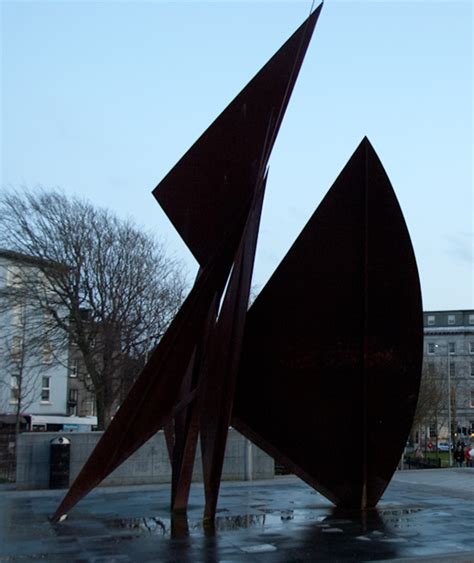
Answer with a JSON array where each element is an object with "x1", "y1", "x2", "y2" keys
[{"x1": 0, "y1": 250, "x2": 69, "y2": 420}]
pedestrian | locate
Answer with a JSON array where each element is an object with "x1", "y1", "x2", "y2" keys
[
  {"x1": 415, "y1": 447, "x2": 424, "y2": 460},
  {"x1": 466, "y1": 446, "x2": 473, "y2": 468},
  {"x1": 454, "y1": 444, "x2": 464, "y2": 467}
]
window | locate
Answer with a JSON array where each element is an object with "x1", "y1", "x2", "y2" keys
[
  {"x1": 38, "y1": 271, "x2": 55, "y2": 295},
  {"x1": 10, "y1": 375, "x2": 19, "y2": 402},
  {"x1": 41, "y1": 376, "x2": 51, "y2": 402},
  {"x1": 68, "y1": 388, "x2": 78, "y2": 402},
  {"x1": 427, "y1": 315, "x2": 435, "y2": 326},
  {"x1": 449, "y1": 362, "x2": 455, "y2": 378},
  {"x1": 7, "y1": 265, "x2": 22, "y2": 287},
  {"x1": 429, "y1": 424, "x2": 437, "y2": 438},
  {"x1": 427, "y1": 342, "x2": 436, "y2": 354},
  {"x1": 69, "y1": 359, "x2": 79, "y2": 378},
  {"x1": 469, "y1": 314, "x2": 474, "y2": 325},
  {"x1": 448, "y1": 342, "x2": 456, "y2": 355},
  {"x1": 44, "y1": 309, "x2": 55, "y2": 332},
  {"x1": 427, "y1": 363, "x2": 435, "y2": 376},
  {"x1": 471, "y1": 362, "x2": 474, "y2": 377},
  {"x1": 448, "y1": 314, "x2": 455, "y2": 325},
  {"x1": 12, "y1": 304, "x2": 25, "y2": 327},
  {"x1": 469, "y1": 342, "x2": 474, "y2": 354},
  {"x1": 42, "y1": 341, "x2": 52, "y2": 364},
  {"x1": 471, "y1": 391, "x2": 474, "y2": 408},
  {"x1": 11, "y1": 336, "x2": 23, "y2": 360},
  {"x1": 83, "y1": 397, "x2": 97, "y2": 416}
]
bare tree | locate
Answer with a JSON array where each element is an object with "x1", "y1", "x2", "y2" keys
[
  {"x1": 411, "y1": 362, "x2": 446, "y2": 448},
  {"x1": 0, "y1": 309, "x2": 38, "y2": 435},
  {"x1": 0, "y1": 189, "x2": 188, "y2": 429}
]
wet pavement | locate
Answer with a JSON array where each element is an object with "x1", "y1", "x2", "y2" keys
[{"x1": 1, "y1": 468, "x2": 474, "y2": 562}]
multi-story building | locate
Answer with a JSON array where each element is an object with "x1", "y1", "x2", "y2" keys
[
  {"x1": 0, "y1": 250, "x2": 69, "y2": 421},
  {"x1": 423, "y1": 309, "x2": 474, "y2": 442},
  {"x1": 67, "y1": 339, "x2": 96, "y2": 418}
]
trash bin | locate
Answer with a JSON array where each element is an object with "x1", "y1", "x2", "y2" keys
[{"x1": 49, "y1": 436, "x2": 71, "y2": 489}]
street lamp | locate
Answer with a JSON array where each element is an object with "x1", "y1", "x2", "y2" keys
[{"x1": 435, "y1": 343, "x2": 453, "y2": 466}]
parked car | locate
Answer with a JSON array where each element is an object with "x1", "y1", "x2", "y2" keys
[{"x1": 437, "y1": 442, "x2": 450, "y2": 452}]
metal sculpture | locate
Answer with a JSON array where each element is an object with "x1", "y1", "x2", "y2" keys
[
  {"x1": 53, "y1": 5, "x2": 322, "y2": 522},
  {"x1": 53, "y1": 2, "x2": 423, "y2": 524}
]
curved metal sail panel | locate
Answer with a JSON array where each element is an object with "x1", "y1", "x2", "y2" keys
[{"x1": 233, "y1": 137, "x2": 423, "y2": 508}]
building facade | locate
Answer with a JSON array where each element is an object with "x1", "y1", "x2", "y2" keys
[
  {"x1": 67, "y1": 341, "x2": 96, "y2": 418},
  {"x1": 0, "y1": 250, "x2": 69, "y2": 419},
  {"x1": 423, "y1": 309, "x2": 474, "y2": 442}
]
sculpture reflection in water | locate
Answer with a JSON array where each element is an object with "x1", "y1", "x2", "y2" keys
[
  {"x1": 106, "y1": 513, "x2": 268, "y2": 538},
  {"x1": 52, "y1": 2, "x2": 422, "y2": 525}
]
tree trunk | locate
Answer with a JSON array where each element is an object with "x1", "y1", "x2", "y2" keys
[
  {"x1": 95, "y1": 389, "x2": 116, "y2": 430},
  {"x1": 14, "y1": 398, "x2": 22, "y2": 437}
]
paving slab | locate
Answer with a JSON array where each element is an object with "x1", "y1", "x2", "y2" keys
[{"x1": 1, "y1": 468, "x2": 474, "y2": 562}]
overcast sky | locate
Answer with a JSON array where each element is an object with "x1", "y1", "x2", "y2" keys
[{"x1": 1, "y1": 1, "x2": 472, "y2": 310}]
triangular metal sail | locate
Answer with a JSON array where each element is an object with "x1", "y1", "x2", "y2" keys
[
  {"x1": 153, "y1": 5, "x2": 322, "y2": 266},
  {"x1": 153, "y1": 5, "x2": 321, "y2": 516},
  {"x1": 233, "y1": 137, "x2": 423, "y2": 508},
  {"x1": 52, "y1": 6, "x2": 322, "y2": 523}
]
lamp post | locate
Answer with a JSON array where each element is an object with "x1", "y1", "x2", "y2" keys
[
  {"x1": 447, "y1": 350, "x2": 453, "y2": 467},
  {"x1": 435, "y1": 343, "x2": 453, "y2": 466}
]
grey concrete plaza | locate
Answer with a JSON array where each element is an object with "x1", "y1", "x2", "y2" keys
[{"x1": 1, "y1": 468, "x2": 474, "y2": 562}]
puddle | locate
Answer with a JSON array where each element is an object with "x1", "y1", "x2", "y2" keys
[
  {"x1": 103, "y1": 506, "x2": 426, "y2": 540},
  {"x1": 107, "y1": 517, "x2": 169, "y2": 535},
  {"x1": 105, "y1": 512, "x2": 275, "y2": 536},
  {"x1": 380, "y1": 508, "x2": 422, "y2": 516},
  {"x1": 241, "y1": 543, "x2": 277, "y2": 553},
  {"x1": 379, "y1": 507, "x2": 423, "y2": 529},
  {"x1": 208, "y1": 514, "x2": 268, "y2": 530}
]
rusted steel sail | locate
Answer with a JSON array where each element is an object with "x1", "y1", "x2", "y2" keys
[
  {"x1": 153, "y1": 6, "x2": 322, "y2": 266},
  {"x1": 200, "y1": 175, "x2": 267, "y2": 521},
  {"x1": 52, "y1": 6, "x2": 322, "y2": 522},
  {"x1": 52, "y1": 227, "x2": 242, "y2": 521},
  {"x1": 233, "y1": 137, "x2": 423, "y2": 508}
]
